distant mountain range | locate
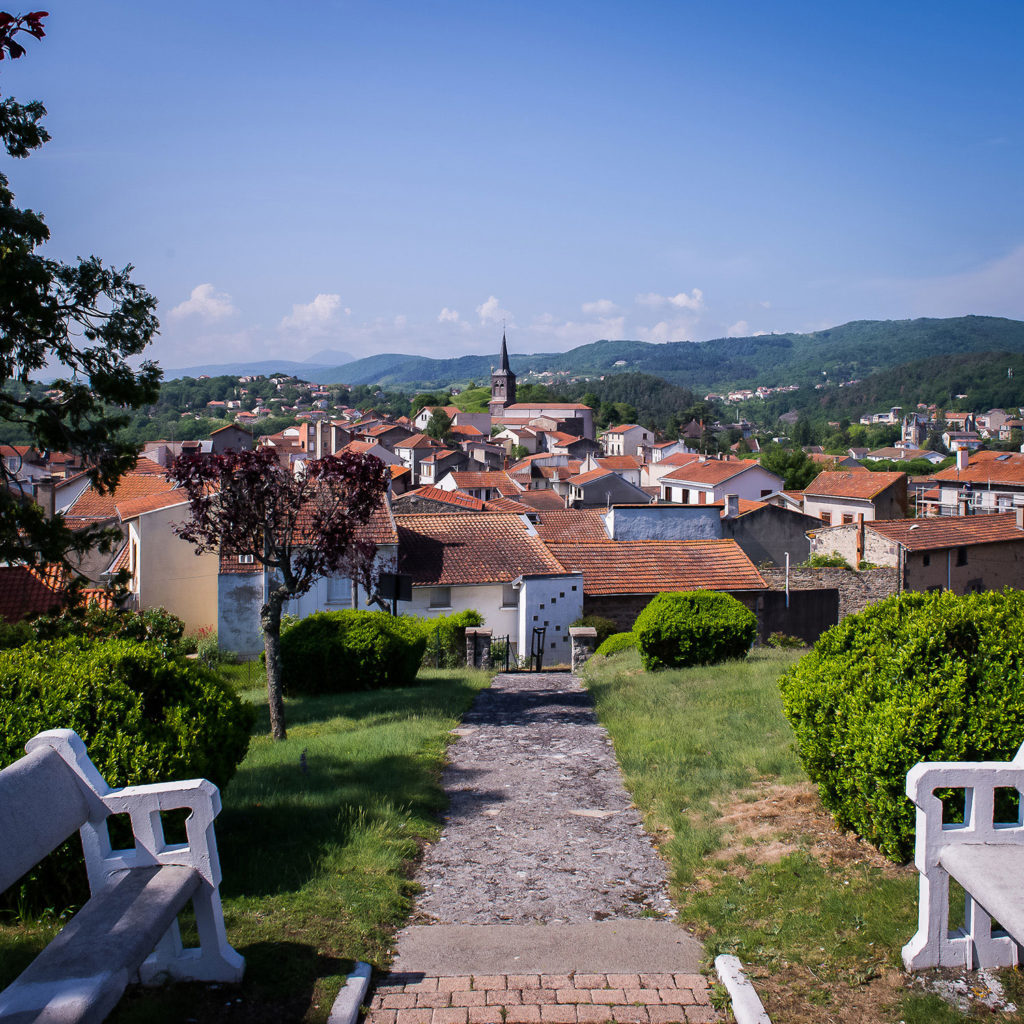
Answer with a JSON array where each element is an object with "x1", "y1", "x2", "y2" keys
[
  {"x1": 161, "y1": 317, "x2": 1024, "y2": 395},
  {"x1": 162, "y1": 349, "x2": 354, "y2": 381}
]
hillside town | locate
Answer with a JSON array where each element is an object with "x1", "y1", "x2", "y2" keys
[{"x1": 6, "y1": 335, "x2": 1024, "y2": 669}]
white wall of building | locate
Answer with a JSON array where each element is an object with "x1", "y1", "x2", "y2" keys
[{"x1": 130, "y1": 505, "x2": 219, "y2": 633}]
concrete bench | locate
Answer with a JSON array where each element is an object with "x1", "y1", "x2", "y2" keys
[
  {"x1": 903, "y1": 740, "x2": 1024, "y2": 970},
  {"x1": 0, "y1": 729, "x2": 244, "y2": 1022}
]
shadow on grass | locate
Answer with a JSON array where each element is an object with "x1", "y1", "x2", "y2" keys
[
  {"x1": 241, "y1": 675, "x2": 486, "y2": 735},
  {"x1": 110, "y1": 941, "x2": 350, "y2": 1024},
  {"x1": 218, "y1": 751, "x2": 449, "y2": 898}
]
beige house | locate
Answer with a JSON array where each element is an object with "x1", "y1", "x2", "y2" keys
[{"x1": 113, "y1": 491, "x2": 219, "y2": 633}]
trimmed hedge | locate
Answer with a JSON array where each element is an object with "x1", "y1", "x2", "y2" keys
[
  {"x1": 633, "y1": 591, "x2": 757, "y2": 670},
  {"x1": 595, "y1": 632, "x2": 637, "y2": 657},
  {"x1": 280, "y1": 610, "x2": 428, "y2": 693},
  {"x1": 422, "y1": 609, "x2": 484, "y2": 667},
  {"x1": 779, "y1": 590, "x2": 1024, "y2": 862},
  {"x1": 0, "y1": 638, "x2": 253, "y2": 910}
]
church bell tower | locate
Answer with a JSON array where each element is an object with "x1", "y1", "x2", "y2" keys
[{"x1": 489, "y1": 332, "x2": 517, "y2": 417}]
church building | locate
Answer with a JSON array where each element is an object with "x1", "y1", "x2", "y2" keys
[{"x1": 489, "y1": 333, "x2": 517, "y2": 417}]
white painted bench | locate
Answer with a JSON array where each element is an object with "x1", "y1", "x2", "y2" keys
[
  {"x1": 903, "y1": 739, "x2": 1024, "y2": 970},
  {"x1": 0, "y1": 729, "x2": 244, "y2": 1022}
]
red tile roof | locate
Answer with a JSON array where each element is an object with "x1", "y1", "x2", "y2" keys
[
  {"x1": 0, "y1": 565, "x2": 67, "y2": 622},
  {"x1": 448, "y1": 471, "x2": 522, "y2": 496},
  {"x1": 116, "y1": 490, "x2": 190, "y2": 521},
  {"x1": 512, "y1": 490, "x2": 569, "y2": 511},
  {"x1": 804, "y1": 470, "x2": 906, "y2": 500},
  {"x1": 506, "y1": 402, "x2": 592, "y2": 411},
  {"x1": 595, "y1": 456, "x2": 644, "y2": 471},
  {"x1": 567, "y1": 468, "x2": 617, "y2": 487},
  {"x1": 482, "y1": 497, "x2": 535, "y2": 513},
  {"x1": 604, "y1": 424, "x2": 642, "y2": 434},
  {"x1": 721, "y1": 498, "x2": 768, "y2": 517},
  {"x1": 544, "y1": 540, "x2": 766, "y2": 595},
  {"x1": 867, "y1": 512, "x2": 1024, "y2": 551},
  {"x1": 660, "y1": 460, "x2": 762, "y2": 485},
  {"x1": 396, "y1": 433, "x2": 437, "y2": 450},
  {"x1": 398, "y1": 486, "x2": 486, "y2": 511},
  {"x1": 931, "y1": 451, "x2": 1024, "y2": 486},
  {"x1": 65, "y1": 465, "x2": 176, "y2": 527},
  {"x1": 531, "y1": 509, "x2": 609, "y2": 542},
  {"x1": 397, "y1": 514, "x2": 567, "y2": 585}
]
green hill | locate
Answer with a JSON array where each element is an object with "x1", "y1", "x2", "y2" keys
[{"x1": 321, "y1": 316, "x2": 1024, "y2": 393}]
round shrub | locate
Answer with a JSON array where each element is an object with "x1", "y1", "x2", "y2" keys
[
  {"x1": 633, "y1": 591, "x2": 757, "y2": 670},
  {"x1": 595, "y1": 631, "x2": 637, "y2": 657},
  {"x1": 0, "y1": 638, "x2": 254, "y2": 910},
  {"x1": 280, "y1": 610, "x2": 427, "y2": 693},
  {"x1": 779, "y1": 590, "x2": 1024, "y2": 862}
]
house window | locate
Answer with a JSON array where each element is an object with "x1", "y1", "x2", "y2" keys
[
  {"x1": 501, "y1": 584, "x2": 518, "y2": 608},
  {"x1": 326, "y1": 575, "x2": 351, "y2": 605},
  {"x1": 842, "y1": 514, "x2": 854, "y2": 525},
  {"x1": 760, "y1": 489, "x2": 772, "y2": 498},
  {"x1": 429, "y1": 587, "x2": 451, "y2": 608},
  {"x1": 238, "y1": 553, "x2": 254, "y2": 564},
  {"x1": 956, "y1": 546, "x2": 968, "y2": 567},
  {"x1": 922, "y1": 552, "x2": 931, "y2": 567}
]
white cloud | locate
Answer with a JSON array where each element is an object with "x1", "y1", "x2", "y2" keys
[
  {"x1": 170, "y1": 283, "x2": 237, "y2": 321},
  {"x1": 581, "y1": 298, "x2": 620, "y2": 316},
  {"x1": 525, "y1": 313, "x2": 626, "y2": 348},
  {"x1": 727, "y1": 320, "x2": 750, "y2": 337},
  {"x1": 280, "y1": 293, "x2": 344, "y2": 333},
  {"x1": 635, "y1": 288, "x2": 705, "y2": 311},
  {"x1": 438, "y1": 307, "x2": 460, "y2": 323},
  {"x1": 476, "y1": 295, "x2": 513, "y2": 325}
]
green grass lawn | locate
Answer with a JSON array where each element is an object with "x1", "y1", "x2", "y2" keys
[
  {"x1": 582, "y1": 647, "x2": 1022, "y2": 1024},
  {"x1": 1, "y1": 664, "x2": 491, "y2": 1024}
]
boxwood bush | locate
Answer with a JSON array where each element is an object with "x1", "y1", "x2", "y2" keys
[
  {"x1": 595, "y1": 631, "x2": 637, "y2": 657},
  {"x1": 0, "y1": 638, "x2": 254, "y2": 911},
  {"x1": 779, "y1": 590, "x2": 1024, "y2": 862},
  {"x1": 633, "y1": 591, "x2": 757, "y2": 670},
  {"x1": 279, "y1": 610, "x2": 428, "y2": 693},
  {"x1": 421, "y1": 609, "x2": 484, "y2": 667}
]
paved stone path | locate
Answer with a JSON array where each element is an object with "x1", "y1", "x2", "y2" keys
[{"x1": 366, "y1": 672, "x2": 719, "y2": 1024}]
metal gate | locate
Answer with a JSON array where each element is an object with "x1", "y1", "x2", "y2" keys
[{"x1": 529, "y1": 626, "x2": 546, "y2": 671}]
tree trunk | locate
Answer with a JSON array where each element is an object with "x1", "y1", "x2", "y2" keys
[{"x1": 261, "y1": 591, "x2": 288, "y2": 741}]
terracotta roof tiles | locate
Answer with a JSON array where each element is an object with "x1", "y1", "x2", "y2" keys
[
  {"x1": 868, "y1": 512, "x2": 1024, "y2": 551},
  {"x1": 531, "y1": 509, "x2": 609, "y2": 542},
  {"x1": 544, "y1": 540, "x2": 766, "y2": 595},
  {"x1": 398, "y1": 513, "x2": 567, "y2": 586},
  {"x1": 804, "y1": 470, "x2": 906, "y2": 500}
]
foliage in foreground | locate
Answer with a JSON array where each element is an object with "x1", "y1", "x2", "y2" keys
[
  {"x1": 779, "y1": 589, "x2": 1024, "y2": 862},
  {"x1": 570, "y1": 614, "x2": 618, "y2": 646},
  {"x1": 633, "y1": 590, "x2": 757, "y2": 671},
  {"x1": 0, "y1": 666, "x2": 493, "y2": 1024},
  {"x1": 280, "y1": 610, "x2": 428, "y2": 694},
  {"x1": 595, "y1": 631, "x2": 637, "y2": 656},
  {"x1": 0, "y1": 638, "x2": 253, "y2": 910}
]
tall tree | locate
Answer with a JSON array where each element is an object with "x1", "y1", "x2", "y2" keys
[
  {"x1": 171, "y1": 448, "x2": 390, "y2": 740},
  {"x1": 0, "y1": 12, "x2": 160, "y2": 568},
  {"x1": 425, "y1": 408, "x2": 453, "y2": 443}
]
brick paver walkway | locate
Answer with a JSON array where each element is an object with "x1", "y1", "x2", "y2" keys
[
  {"x1": 365, "y1": 673, "x2": 720, "y2": 1024},
  {"x1": 367, "y1": 972, "x2": 716, "y2": 1024}
]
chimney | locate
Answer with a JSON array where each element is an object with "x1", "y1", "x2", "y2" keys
[
  {"x1": 34, "y1": 476, "x2": 56, "y2": 519},
  {"x1": 958, "y1": 494, "x2": 970, "y2": 517},
  {"x1": 698, "y1": 455, "x2": 707, "y2": 464},
  {"x1": 725, "y1": 493, "x2": 739, "y2": 518},
  {"x1": 956, "y1": 448, "x2": 969, "y2": 472},
  {"x1": 1017, "y1": 507, "x2": 1024, "y2": 531}
]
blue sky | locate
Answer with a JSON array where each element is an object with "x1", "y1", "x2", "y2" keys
[{"x1": 8, "y1": 1, "x2": 1024, "y2": 369}]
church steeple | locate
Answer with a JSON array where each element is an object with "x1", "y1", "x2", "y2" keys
[{"x1": 489, "y1": 331, "x2": 517, "y2": 417}]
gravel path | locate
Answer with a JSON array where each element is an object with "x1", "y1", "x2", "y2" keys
[{"x1": 411, "y1": 671, "x2": 675, "y2": 925}]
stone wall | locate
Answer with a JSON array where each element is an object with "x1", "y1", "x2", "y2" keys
[{"x1": 759, "y1": 566, "x2": 899, "y2": 620}]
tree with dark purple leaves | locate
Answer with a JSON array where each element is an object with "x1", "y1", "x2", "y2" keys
[{"x1": 170, "y1": 447, "x2": 390, "y2": 740}]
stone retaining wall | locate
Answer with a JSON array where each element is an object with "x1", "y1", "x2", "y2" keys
[{"x1": 759, "y1": 566, "x2": 899, "y2": 620}]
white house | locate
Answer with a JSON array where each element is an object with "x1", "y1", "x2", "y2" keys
[{"x1": 658, "y1": 458, "x2": 783, "y2": 505}]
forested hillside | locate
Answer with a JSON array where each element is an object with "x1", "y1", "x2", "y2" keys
[{"x1": 327, "y1": 316, "x2": 1024, "y2": 392}]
